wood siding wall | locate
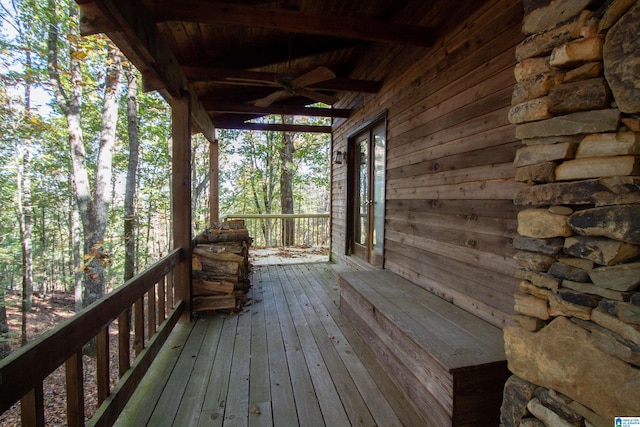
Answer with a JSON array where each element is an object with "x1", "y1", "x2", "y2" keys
[{"x1": 331, "y1": 0, "x2": 525, "y2": 328}]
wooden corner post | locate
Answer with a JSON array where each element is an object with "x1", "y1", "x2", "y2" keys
[
  {"x1": 210, "y1": 137, "x2": 219, "y2": 224},
  {"x1": 172, "y1": 96, "x2": 192, "y2": 320}
]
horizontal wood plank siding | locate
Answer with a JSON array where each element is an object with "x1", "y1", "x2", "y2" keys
[{"x1": 331, "y1": 0, "x2": 525, "y2": 327}]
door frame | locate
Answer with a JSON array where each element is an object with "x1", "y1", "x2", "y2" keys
[{"x1": 345, "y1": 111, "x2": 387, "y2": 268}]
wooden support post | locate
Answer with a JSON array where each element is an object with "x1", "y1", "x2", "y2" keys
[
  {"x1": 209, "y1": 137, "x2": 219, "y2": 225},
  {"x1": 172, "y1": 96, "x2": 192, "y2": 320},
  {"x1": 21, "y1": 383, "x2": 44, "y2": 427},
  {"x1": 134, "y1": 298, "x2": 144, "y2": 356},
  {"x1": 96, "y1": 326, "x2": 110, "y2": 405},
  {"x1": 65, "y1": 350, "x2": 84, "y2": 427},
  {"x1": 117, "y1": 309, "x2": 131, "y2": 377},
  {"x1": 147, "y1": 285, "x2": 156, "y2": 336}
]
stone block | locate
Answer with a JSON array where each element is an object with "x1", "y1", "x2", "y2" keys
[
  {"x1": 549, "y1": 293, "x2": 593, "y2": 319},
  {"x1": 519, "y1": 419, "x2": 545, "y2": 427},
  {"x1": 514, "y1": 142, "x2": 577, "y2": 167},
  {"x1": 515, "y1": 269, "x2": 561, "y2": 292},
  {"x1": 549, "y1": 205, "x2": 573, "y2": 215},
  {"x1": 515, "y1": 109, "x2": 620, "y2": 139},
  {"x1": 548, "y1": 261, "x2": 590, "y2": 282},
  {"x1": 600, "y1": 299, "x2": 640, "y2": 325},
  {"x1": 558, "y1": 256, "x2": 593, "y2": 271},
  {"x1": 504, "y1": 318, "x2": 640, "y2": 420},
  {"x1": 527, "y1": 398, "x2": 576, "y2": 427},
  {"x1": 500, "y1": 375, "x2": 538, "y2": 427},
  {"x1": 516, "y1": 21, "x2": 581, "y2": 62},
  {"x1": 598, "y1": 0, "x2": 636, "y2": 32},
  {"x1": 516, "y1": 162, "x2": 557, "y2": 184},
  {"x1": 574, "y1": 317, "x2": 640, "y2": 367},
  {"x1": 512, "y1": 73, "x2": 563, "y2": 105},
  {"x1": 509, "y1": 98, "x2": 553, "y2": 124},
  {"x1": 563, "y1": 279, "x2": 632, "y2": 302},
  {"x1": 564, "y1": 62, "x2": 603, "y2": 83},
  {"x1": 514, "y1": 57, "x2": 553, "y2": 82},
  {"x1": 548, "y1": 78, "x2": 611, "y2": 114},
  {"x1": 569, "y1": 204, "x2": 640, "y2": 244},
  {"x1": 518, "y1": 208, "x2": 573, "y2": 238},
  {"x1": 558, "y1": 288, "x2": 600, "y2": 308},
  {"x1": 520, "y1": 280, "x2": 553, "y2": 300},
  {"x1": 589, "y1": 262, "x2": 640, "y2": 292},
  {"x1": 535, "y1": 388, "x2": 584, "y2": 424},
  {"x1": 514, "y1": 292, "x2": 550, "y2": 320},
  {"x1": 521, "y1": 135, "x2": 582, "y2": 146},
  {"x1": 592, "y1": 307, "x2": 640, "y2": 345},
  {"x1": 622, "y1": 117, "x2": 640, "y2": 132},
  {"x1": 603, "y1": 1, "x2": 640, "y2": 113},
  {"x1": 522, "y1": 0, "x2": 593, "y2": 35},
  {"x1": 567, "y1": 400, "x2": 609, "y2": 427},
  {"x1": 576, "y1": 132, "x2": 640, "y2": 158},
  {"x1": 514, "y1": 177, "x2": 640, "y2": 207},
  {"x1": 514, "y1": 251, "x2": 557, "y2": 271},
  {"x1": 564, "y1": 236, "x2": 640, "y2": 266},
  {"x1": 555, "y1": 156, "x2": 640, "y2": 181},
  {"x1": 510, "y1": 314, "x2": 546, "y2": 332},
  {"x1": 550, "y1": 35, "x2": 604, "y2": 68},
  {"x1": 513, "y1": 236, "x2": 564, "y2": 256},
  {"x1": 632, "y1": 293, "x2": 640, "y2": 306}
]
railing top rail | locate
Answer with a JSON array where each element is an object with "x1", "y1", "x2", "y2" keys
[
  {"x1": 0, "y1": 248, "x2": 183, "y2": 413},
  {"x1": 221, "y1": 213, "x2": 329, "y2": 219}
]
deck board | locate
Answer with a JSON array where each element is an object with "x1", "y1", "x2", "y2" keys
[{"x1": 116, "y1": 263, "x2": 427, "y2": 426}]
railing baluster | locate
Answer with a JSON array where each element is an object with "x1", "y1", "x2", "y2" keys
[
  {"x1": 118, "y1": 309, "x2": 131, "y2": 377},
  {"x1": 148, "y1": 284, "x2": 157, "y2": 336},
  {"x1": 167, "y1": 272, "x2": 174, "y2": 310},
  {"x1": 97, "y1": 326, "x2": 110, "y2": 405},
  {"x1": 65, "y1": 350, "x2": 84, "y2": 427},
  {"x1": 158, "y1": 277, "x2": 166, "y2": 322},
  {"x1": 134, "y1": 297, "x2": 145, "y2": 356},
  {"x1": 21, "y1": 383, "x2": 44, "y2": 427}
]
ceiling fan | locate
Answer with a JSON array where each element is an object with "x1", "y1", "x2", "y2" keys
[{"x1": 253, "y1": 66, "x2": 340, "y2": 108}]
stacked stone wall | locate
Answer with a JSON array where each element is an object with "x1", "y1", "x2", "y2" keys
[{"x1": 501, "y1": 0, "x2": 640, "y2": 426}]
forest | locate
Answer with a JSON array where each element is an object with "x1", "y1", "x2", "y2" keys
[{"x1": 0, "y1": 0, "x2": 330, "y2": 359}]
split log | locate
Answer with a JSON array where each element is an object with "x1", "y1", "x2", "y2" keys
[
  {"x1": 193, "y1": 279, "x2": 235, "y2": 296},
  {"x1": 193, "y1": 295, "x2": 237, "y2": 312}
]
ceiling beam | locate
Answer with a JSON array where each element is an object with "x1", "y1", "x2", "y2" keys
[
  {"x1": 204, "y1": 102, "x2": 351, "y2": 118},
  {"x1": 212, "y1": 119, "x2": 332, "y2": 133},
  {"x1": 183, "y1": 67, "x2": 383, "y2": 93},
  {"x1": 81, "y1": 0, "x2": 216, "y2": 142},
  {"x1": 149, "y1": 2, "x2": 435, "y2": 46},
  {"x1": 183, "y1": 36, "x2": 362, "y2": 71}
]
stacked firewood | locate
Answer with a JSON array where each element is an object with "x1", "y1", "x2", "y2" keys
[{"x1": 192, "y1": 220, "x2": 252, "y2": 313}]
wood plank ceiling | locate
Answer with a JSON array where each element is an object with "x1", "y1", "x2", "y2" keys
[{"x1": 77, "y1": 0, "x2": 456, "y2": 133}]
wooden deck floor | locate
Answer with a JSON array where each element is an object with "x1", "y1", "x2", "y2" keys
[{"x1": 114, "y1": 263, "x2": 427, "y2": 427}]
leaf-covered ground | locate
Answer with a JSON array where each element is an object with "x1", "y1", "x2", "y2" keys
[{"x1": 1, "y1": 291, "x2": 123, "y2": 426}]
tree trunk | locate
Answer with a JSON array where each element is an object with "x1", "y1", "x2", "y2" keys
[
  {"x1": 83, "y1": 43, "x2": 122, "y2": 305},
  {"x1": 0, "y1": 288, "x2": 10, "y2": 359},
  {"x1": 280, "y1": 115, "x2": 295, "y2": 246},
  {"x1": 70, "y1": 190, "x2": 82, "y2": 312},
  {"x1": 124, "y1": 64, "x2": 139, "y2": 282},
  {"x1": 48, "y1": 0, "x2": 89, "y2": 311}
]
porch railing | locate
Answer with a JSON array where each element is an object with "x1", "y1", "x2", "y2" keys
[
  {"x1": 0, "y1": 248, "x2": 185, "y2": 426},
  {"x1": 222, "y1": 213, "x2": 330, "y2": 248}
]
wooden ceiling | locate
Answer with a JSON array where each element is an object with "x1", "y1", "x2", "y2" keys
[{"x1": 77, "y1": 0, "x2": 469, "y2": 135}]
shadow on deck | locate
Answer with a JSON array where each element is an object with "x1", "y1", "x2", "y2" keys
[{"x1": 114, "y1": 263, "x2": 426, "y2": 426}]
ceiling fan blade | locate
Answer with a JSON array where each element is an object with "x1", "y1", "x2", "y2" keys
[
  {"x1": 296, "y1": 88, "x2": 339, "y2": 106},
  {"x1": 254, "y1": 90, "x2": 289, "y2": 107},
  {"x1": 291, "y1": 66, "x2": 336, "y2": 88}
]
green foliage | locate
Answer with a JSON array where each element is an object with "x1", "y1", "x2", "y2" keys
[{"x1": 219, "y1": 115, "x2": 330, "y2": 216}]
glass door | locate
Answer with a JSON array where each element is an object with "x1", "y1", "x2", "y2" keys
[{"x1": 348, "y1": 118, "x2": 386, "y2": 267}]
